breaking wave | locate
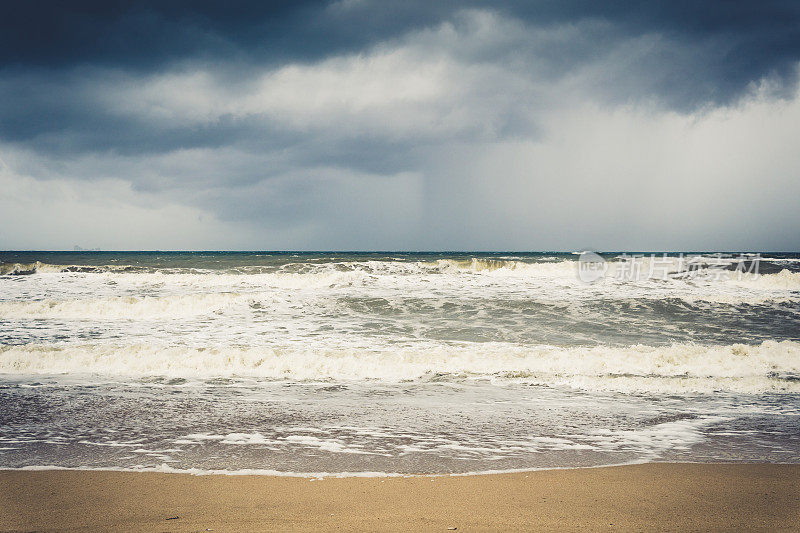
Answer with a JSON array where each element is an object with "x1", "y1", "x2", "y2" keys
[
  {"x1": 1, "y1": 340, "x2": 798, "y2": 394},
  {"x1": 3, "y1": 258, "x2": 799, "y2": 283},
  {"x1": 0, "y1": 293, "x2": 248, "y2": 320},
  {"x1": 728, "y1": 269, "x2": 800, "y2": 291},
  {"x1": 0, "y1": 261, "x2": 142, "y2": 275},
  {"x1": 2, "y1": 256, "x2": 799, "y2": 283}
]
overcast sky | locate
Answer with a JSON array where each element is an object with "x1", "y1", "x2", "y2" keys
[{"x1": 1, "y1": 1, "x2": 799, "y2": 251}]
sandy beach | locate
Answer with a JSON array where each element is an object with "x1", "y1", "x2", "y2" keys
[{"x1": 1, "y1": 463, "x2": 798, "y2": 531}]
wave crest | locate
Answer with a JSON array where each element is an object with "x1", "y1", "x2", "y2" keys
[
  {"x1": 0, "y1": 293, "x2": 246, "y2": 320},
  {"x1": 1, "y1": 340, "x2": 798, "y2": 394},
  {"x1": 728, "y1": 269, "x2": 800, "y2": 291}
]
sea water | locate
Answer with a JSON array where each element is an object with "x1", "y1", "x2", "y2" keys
[{"x1": 1, "y1": 251, "x2": 798, "y2": 475}]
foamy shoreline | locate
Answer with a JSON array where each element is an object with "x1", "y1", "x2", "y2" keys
[{"x1": 1, "y1": 458, "x2": 654, "y2": 478}]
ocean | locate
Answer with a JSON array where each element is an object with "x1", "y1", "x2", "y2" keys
[{"x1": 1, "y1": 251, "x2": 799, "y2": 475}]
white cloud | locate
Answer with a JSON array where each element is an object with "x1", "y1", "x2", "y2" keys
[
  {"x1": 104, "y1": 48, "x2": 458, "y2": 138},
  {"x1": 86, "y1": 10, "x2": 563, "y2": 140}
]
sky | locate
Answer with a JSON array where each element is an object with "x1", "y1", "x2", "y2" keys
[{"x1": 1, "y1": 1, "x2": 799, "y2": 251}]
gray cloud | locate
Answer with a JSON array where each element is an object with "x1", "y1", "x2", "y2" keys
[
  {"x1": 1, "y1": 2, "x2": 799, "y2": 250},
  {"x1": 3, "y1": 1, "x2": 798, "y2": 103}
]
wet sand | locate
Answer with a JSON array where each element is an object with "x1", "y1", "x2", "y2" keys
[{"x1": 1, "y1": 463, "x2": 798, "y2": 531}]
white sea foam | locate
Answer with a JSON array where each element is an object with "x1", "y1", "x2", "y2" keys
[
  {"x1": 4, "y1": 463, "x2": 647, "y2": 477},
  {"x1": 1, "y1": 256, "x2": 796, "y2": 281},
  {"x1": 1, "y1": 340, "x2": 797, "y2": 393},
  {"x1": 0, "y1": 261, "x2": 138, "y2": 275},
  {"x1": 1, "y1": 260, "x2": 798, "y2": 323},
  {"x1": 1, "y1": 458, "x2": 682, "y2": 477},
  {"x1": 727, "y1": 269, "x2": 800, "y2": 291},
  {"x1": 0, "y1": 293, "x2": 250, "y2": 320},
  {"x1": 2, "y1": 254, "x2": 797, "y2": 475},
  {"x1": 4, "y1": 464, "x2": 408, "y2": 477},
  {"x1": 2, "y1": 256, "x2": 798, "y2": 391}
]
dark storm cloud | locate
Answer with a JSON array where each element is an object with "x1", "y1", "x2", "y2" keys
[
  {"x1": 0, "y1": 68, "x2": 427, "y2": 183},
  {"x1": 2, "y1": 1, "x2": 799, "y2": 99},
  {"x1": 0, "y1": 0, "x2": 446, "y2": 69},
  {"x1": 0, "y1": 70, "x2": 291, "y2": 155},
  {"x1": 1, "y1": 0, "x2": 798, "y2": 157},
  {"x1": 2, "y1": 1, "x2": 800, "y2": 250},
  {"x1": 0, "y1": 2, "x2": 798, "y2": 152}
]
